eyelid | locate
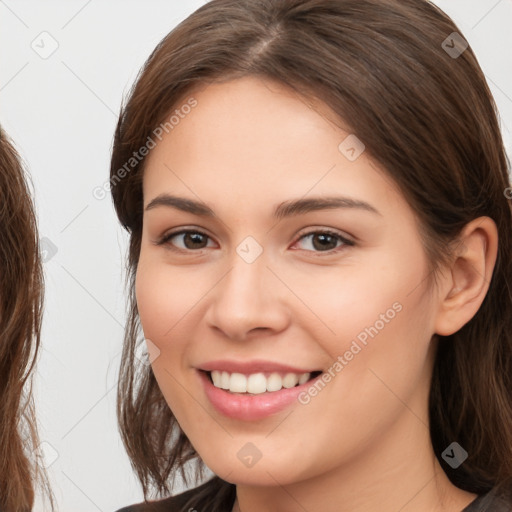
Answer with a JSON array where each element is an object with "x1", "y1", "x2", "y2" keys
[
  {"x1": 292, "y1": 227, "x2": 355, "y2": 254},
  {"x1": 155, "y1": 227, "x2": 216, "y2": 250},
  {"x1": 295, "y1": 226, "x2": 354, "y2": 243}
]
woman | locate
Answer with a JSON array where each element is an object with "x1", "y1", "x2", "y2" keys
[
  {"x1": 0, "y1": 127, "x2": 52, "y2": 511},
  {"x1": 111, "y1": 0, "x2": 512, "y2": 510}
]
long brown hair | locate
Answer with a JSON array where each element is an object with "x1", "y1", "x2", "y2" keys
[
  {"x1": 0, "y1": 128, "x2": 52, "y2": 511},
  {"x1": 111, "y1": 0, "x2": 512, "y2": 507}
]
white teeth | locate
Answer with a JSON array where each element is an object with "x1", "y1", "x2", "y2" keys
[
  {"x1": 211, "y1": 370, "x2": 222, "y2": 387},
  {"x1": 229, "y1": 373, "x2": 247, "y2": 393},
  {"x1": 282, "y1": 373, "x2": 299, "y2": 388},
  {"x1": 220, "y1": 371, "x2": 230, "y2": 389},
  {"x1": 247, "y1": 373, "x2": 267, "y2": 394},
  {"x1": 298, "y1": 373, "x2": 310, "y2": 385},
  {"x1": 210, "y1": 370, "x2": 312, "y2": 393},
  {"x1": 266, "y1": 372, "x2": 282, "y2": 392}
]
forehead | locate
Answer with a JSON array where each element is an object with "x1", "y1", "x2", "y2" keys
[{"x1": 142, "y1": 76, "x2": 406, "y2": 220}]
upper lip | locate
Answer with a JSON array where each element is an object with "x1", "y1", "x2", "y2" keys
[{"x1": 197, "y1": 359, "x2": 319, "y2": 375}]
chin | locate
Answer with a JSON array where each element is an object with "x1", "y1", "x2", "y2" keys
[{"x1": 199, "y1": 450, "x2": 310, "y2": 487}]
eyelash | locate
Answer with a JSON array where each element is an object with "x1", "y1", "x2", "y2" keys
[{"x1": 155, "y1": 228, "x2": 355, "y2": 256}]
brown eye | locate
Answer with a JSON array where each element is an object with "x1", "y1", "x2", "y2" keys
[
  {"x1": 158, "y1": 230, "x2": 214, "y2": 251},
  {"x1": 294, "y1": 230, "x2": 354, "y2": 253}
]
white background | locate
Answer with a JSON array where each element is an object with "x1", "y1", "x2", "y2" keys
[{"x1": 1, "y1": 1, "x2": 511, "y2": 511}]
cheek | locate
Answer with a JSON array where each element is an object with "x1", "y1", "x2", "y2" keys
[
  {"x1": 135, "y1": 258, "x2": 201, "y2": 418},
  {"x1": 327, "y1": 261, "x2": 435, "y2": 417},
  {"x1": 301, "y1": 247, "x2": 434, "y2": 394},
  {"x1": 135, "y1": 250, "x2": 204, "y2": 343},
  {"x1": 282, "y1": 255, "x2": 423, "y2": 352},
  {"x1": 135, "y1": 262, "x2": 167, "y2": 340},
  {"x1": 135, "y1": 257, "x2": 196, "y2": 356}
]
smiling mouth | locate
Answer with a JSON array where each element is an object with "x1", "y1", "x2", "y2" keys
[{"x1": 203, "y1": 370, "x2": 322, "y2": 394}]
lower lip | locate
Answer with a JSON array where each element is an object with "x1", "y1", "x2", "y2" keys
[{"x1": 199, "y1": 370, "x2": 320, "y2": 421}]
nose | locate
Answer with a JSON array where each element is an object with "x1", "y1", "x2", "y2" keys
[{"x1": 203, "y1": 249, "x2": 290, "y2": 342}]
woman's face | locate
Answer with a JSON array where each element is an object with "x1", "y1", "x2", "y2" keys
[{"x1": 136, "y1": 76, "x2": 441, "y2": 486}]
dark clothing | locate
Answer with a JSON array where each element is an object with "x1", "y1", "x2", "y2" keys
[
  {"x1": 116, "y1": 478, "x2": 235, "y2": 512},
  {"x1": 462, "y1": 486, "x2": 512, "y2": 511},
  {"x1": 116, "y1": 478, "x2": 512, "y2": 512}
]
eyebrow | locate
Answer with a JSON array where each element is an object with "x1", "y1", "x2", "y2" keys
[{"x1": 145, "y1": 194, "x2": 381, "y2": 218}]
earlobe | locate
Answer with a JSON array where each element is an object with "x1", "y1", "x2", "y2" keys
[{"x1": 434, "y1": 216, "x2": 498, "y2": 336}]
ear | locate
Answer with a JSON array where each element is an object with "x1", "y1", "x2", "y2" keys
[{"x1": 434, "y1": 216, "x2": 498, "y2": 336}]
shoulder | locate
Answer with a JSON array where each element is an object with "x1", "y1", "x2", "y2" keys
[
  {"x1": 463, "y1": 486, "x2": 512, "y2": 512},
  {"x1": 115, "y1": 477, "x2": 236, "y2": 512},
  {"x1": 116, "y1": 498, "x2": 173, "y2": 512}
]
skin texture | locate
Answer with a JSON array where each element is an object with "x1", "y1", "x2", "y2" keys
[{"x1": 135, "y1": 76, "x2": 498, "y2": 512}]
